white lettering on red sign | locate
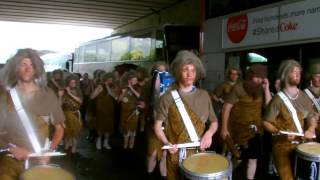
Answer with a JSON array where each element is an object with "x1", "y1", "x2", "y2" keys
[{"x1": 227, "y1": 14, "x2": 248, "y2": 43}]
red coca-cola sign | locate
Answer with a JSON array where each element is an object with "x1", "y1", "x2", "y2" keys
[{"x1": 227, "y1": 14, "x2": 248, "y2": 43}]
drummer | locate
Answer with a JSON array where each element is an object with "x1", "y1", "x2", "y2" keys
[
  {"x1": 0, "y1": 48, "x2": 65, "y2": 179},
  {"x1": 154, "y1": 50, "x2": 218, "y2": 180},
  {"x1": 303, "y1": 61, "x2": 320, "y2": 139},
  {"x1": 264, "y1": 59, "x2": 318, "y2": 180}
]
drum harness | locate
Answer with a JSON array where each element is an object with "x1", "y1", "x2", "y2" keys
[
  {"x1": 304, "y1": 88, "x2": 320, "y2": 113},
  {"x1": 277, "y1": 91, "x2": 304, "y2": 144},
  {"x1": 170, "y1": 89, "x2": 200, "y2": 163},
  {"x1": 9, "y1": 88, "x2": 64, "y2": 169}
]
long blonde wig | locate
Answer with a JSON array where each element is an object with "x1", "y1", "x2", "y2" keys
[{"x1": 1, "y1": 48, "x2": 47, "y2": 88}]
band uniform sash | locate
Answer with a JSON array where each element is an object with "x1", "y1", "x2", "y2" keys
[
  {"x1": 277, "y1": 91, "x2": 303, "y2": 134},
  {"x1": 10, "y1": 88, "x2": 42, "y2": 153},
  {"x1": 171, "y1": 90, "x2": 199, "y2": 142},
  {"x1": 304, "y1": 88, "x2": 320, "y2": 112}
]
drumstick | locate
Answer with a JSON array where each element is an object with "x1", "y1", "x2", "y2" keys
[
  {"x1": 28, "y1": 152, "x2": 66, "y2": 157},
  {"x1": 279, "y1": 131, "x2": 316, "y2": 138},
  {"x1": 162, "y1": 142, "x2": 200, "y2": 150}
]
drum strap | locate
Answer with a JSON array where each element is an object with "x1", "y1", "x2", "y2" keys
[
  {"x1": 277, "y1": 91, "x2": 303, "y2": 134},
  {"x1": 304, "y1": 88, "x2": 320, "y2": 112},
  {"x1": 171, "y1": 90, "x2": 199, "y2": 142},
  {"x1": 9, "y1": 88, "x2": 42, "y2": 153},
  {"x1": 179, "y1": 148, "x2": 187, "y2": 163},
  {"x1": 310, "y1": 162, "x2": 318, "y2": 180}
]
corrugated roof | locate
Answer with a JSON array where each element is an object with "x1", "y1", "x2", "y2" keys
[{"x1": 0, "y1": 0, "x2": 183, "y2": 28}]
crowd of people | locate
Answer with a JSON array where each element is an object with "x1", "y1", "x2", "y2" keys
[{"x1": 0, "y1": 48, "x2": 319, "y2": 180}]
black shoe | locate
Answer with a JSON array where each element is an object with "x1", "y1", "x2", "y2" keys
[{"x1": 146, "y1": 172, "x2": 153, "y2": 180}]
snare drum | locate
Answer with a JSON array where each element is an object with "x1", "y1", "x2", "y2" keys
[
  {"x1": 294, "y1": 142, "x2": 320, "y2": 180},
  {"x1": 180, "y1": 152, "x2": 232, "y2": 180},
  {"x1": 20, "y1": 165, "x2": 75, "y2": 180}
]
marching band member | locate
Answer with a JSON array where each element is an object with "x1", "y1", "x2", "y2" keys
[
  {"x1": 211, "y1": 67, "x2": 242, "y2": 153},
  {"x1": 0, "y1": 49, "x2": 65, "y2": 179},
  {"x1": 90, "y1": 72, "x2": 116, "y2": 150},
  {"x1": 264, "y1": 60, "x2": 318, "y2": 180},
  {"x1": 145, "y1": 62, "x2": 169, "y2": 179},
  {"x1": 118, "y1": 70, "x2": 141, "y2": 149},
  {"x1": 61, "y1": 74, "x2": 83, "y2": 154},
  {"x1": 154, "y1": 50, "x2": 218, "y2": 180},
  {"x1": 304, "y1": 61, "x2": 320, "y2": 140},
  {"x1": 47, "y1": 69, "x2": 64, "y2": 98},
  {"x1": 221, "y1": 64, "x2": 271, "y2": 180}
]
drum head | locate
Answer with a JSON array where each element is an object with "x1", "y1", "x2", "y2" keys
[
  {"x1": 182, "y1": 152, "x2": 231, "y2": 176},
  {"x1": 21, "y1": 165, "x2": 74, "y2": 180},
  {"x1": 297, "y1": 142, "x2": 320, "y2": 159}
]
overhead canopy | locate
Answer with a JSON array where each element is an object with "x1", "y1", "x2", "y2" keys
[{"x1": 0, "y1": 0, "x2": 182, "y2": 28}]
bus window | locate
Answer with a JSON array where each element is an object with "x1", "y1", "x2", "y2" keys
[
  {"x1": 84, "y1": 44, "x2": 96, "y2": 62},
  {"x1": 130, "y1": 34, "x2": 152, "y2": 61},
  {"x1": 112, "y1": 37, "x2": 129, "y2": 61},
  {"x1": 97, "y1": 41, "x2": 111, "y2": 62}
]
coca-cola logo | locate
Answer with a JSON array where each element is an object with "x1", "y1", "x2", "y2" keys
[{"x1": 227, "y1": 14, "x2": 248, "y2": 43}]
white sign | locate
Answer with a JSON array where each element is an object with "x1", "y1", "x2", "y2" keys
[{"x1": 222, "y1": 0, "x2": 320, "y2": 49}]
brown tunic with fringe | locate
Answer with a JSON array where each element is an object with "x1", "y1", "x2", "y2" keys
[
  {"x1": 62, "y1": 91, "x2": 82, "y2": 139},
  {"x1": 265, "y1": 91, "x2": 316, "y2": 180},
  {"x1": 156, "y1": 89, "x2": 216, "y2": 180},
  {"x1": 120, "y1": 87, "x2": 141, "y2": 134},
  {"x1": 225, "y1": 83, "x2": 264, "y2": 147},
  {"x1": 305, "y1": 86, "x2": 320, "y2": 141},
  {"x1": 94, "y1": 87, "x2": 115, "y2": 135},
  {"x1": 140, "y1": 80, "x2": 163, "y2": 158},
  {"x1": 0, "y1": 88, "x2": 65, "y2": 179}
]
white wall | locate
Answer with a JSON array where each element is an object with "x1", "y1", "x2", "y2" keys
[{"x1": 203, "y1": 17, "x2": 225, "y2": 91}]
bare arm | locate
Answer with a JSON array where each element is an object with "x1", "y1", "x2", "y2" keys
[
  {"x1": 262, "y1": 78, "x2": 272, "y2": 106},
  {"x1": 221, "y1": 103, "x2": 233, "y2": 139},
  {"x1": 200, "y1": 121, "x2": 218, "y2": 150},
  {"x1": 50, "y1": 123, "x2": 64, "y2": 150},
  {"x1": 128, "y1": 85, "x2": 140, "y2": 98},
  {"x1": 65, "y1": 87, "x2": 82, "y2": 104},
  {"x1": 154, "y1": 120, "x2": 178, "y2": 154},
  {"x1": 154, "y1": 120, "x2": 169, "y2": 145},
  {"x1": 90, "y1": 85, "x2": 103, "y2": 99},
  {"x1": 305, "y1": 115, "x2": 318, "y2": 139},
  {"x1": 211, "y1": 94, "x2": 223, "y2": 103},
  {"x1": 263, "y1": 121, "x2": 279, "y2": 134},
  {"x1": 117, "y1": 88, "x2": 127, "y2": 103}
]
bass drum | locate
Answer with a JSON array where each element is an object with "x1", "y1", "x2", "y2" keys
[
  {"x1": 180, "y1": 152, "x2": 232, "y2": 180},
  {"x1": 294, "y1": 142, "x2": 320, "y2": 180},
  {"x1": 20, "y1": 165, "x2": 75, "y2": 180}
]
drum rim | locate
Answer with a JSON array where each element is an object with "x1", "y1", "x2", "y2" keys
[
  {"x1": 296, "y1": 142, "x2": 320, "y2": 159},
  {"x1": 180, "y1": 152, "x2": 232, "y2": 178},
  {"x1": 21, "y1": 165, "x2": 75, "y2": 179}
]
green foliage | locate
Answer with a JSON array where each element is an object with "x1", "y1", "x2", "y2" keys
[
  {"x1": 130, "y1": 50, "x2": 144, "y2": 60},
  {"x1": 120, "y1": 52, "x2": 131, "y2": 61},
  {"x1": 120, "y1": 50, "x2": 146, "y2": 61}
]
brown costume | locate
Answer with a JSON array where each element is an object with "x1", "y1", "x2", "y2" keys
[
  {"x1": 226, "y1": 82, "x2": 264, "y2": 147},
  {"x1": 139, "y1": 82, "x2": 151, "y2": 131},
  {"x1": 120, "y1": 87, "x2": 140, "y2": 134},
  {"x1": 94, "y1": 87, "x2": 115, "y2": 135},
  {"x1": 213, "y1": 81, "x2": 236, "y2": 102},
  {"x1": 62, "y1": 92, "x2": 82, "y2": 139},
  {"x1": 265, "y1": 91, "x2": 316, "y2": 180},
  {"x1": 157, "y1": 89, "x2": 216, "y2": 180},
  {"x1": 0, "y1": 88, "x2": 65, "y2": 179},
  {"x1": 140, "y1": 79, "x2": 163, "y2": 158},
  {"x1": 166, "y1": 100, "x2": 205, "y2": 180}
]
